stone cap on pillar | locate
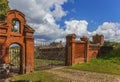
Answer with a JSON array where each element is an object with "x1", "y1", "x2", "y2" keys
[
  {"x1": 66, "y1": 34, "x2": 76, "y2": 38},
  {"x1": 66, "y1": 34, "x2": 76, "y2": 44}
]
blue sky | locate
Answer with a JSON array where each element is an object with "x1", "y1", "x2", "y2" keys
[
  {"x1": 60, "y1": 0, "x2": 120, "y2": 31},
  {"x1": 9, "y1": 0, "x2": 120, "y2": 42}
]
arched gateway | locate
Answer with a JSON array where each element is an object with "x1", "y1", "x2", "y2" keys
[{"x1": 0, "y1": 10, "x2": 35, "y2": 74}]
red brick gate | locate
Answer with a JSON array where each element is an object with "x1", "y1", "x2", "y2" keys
[
  {"x1": 0, "y1": 10, "x2": 35, "y2": 74},
  {"x1": 65, "y1": 34, "x2": 104, "y2": 65}
]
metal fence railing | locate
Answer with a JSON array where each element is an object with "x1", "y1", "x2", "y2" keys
[{"x1": 34, "y1": 41, "x2": 65, "y2": 71}]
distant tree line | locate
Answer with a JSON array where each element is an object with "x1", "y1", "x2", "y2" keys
[
  {"x1": 104, "y1": 41, "x2": 120, "y2": 47},
  {"x1": 10, "y1": 46, "x2": 21, "y2": 50}
]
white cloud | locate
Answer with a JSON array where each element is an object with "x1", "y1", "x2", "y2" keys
[
  {"x1": 65, "y1": 20, "x2": 88, "y2": 37},
  {"x1": 9, "y1": 0, "x2": 120, "y2": 42},
  {"x1": 51, "y1": 4, "x2": 67, "y2": 20},
  {"x1": 9, "y1": 0, "x2": 67, "y2": 41},
  {"x1": 92, "y1": 22, "x2": 120, "y2": 42}
]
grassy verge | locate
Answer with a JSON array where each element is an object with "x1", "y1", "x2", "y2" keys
[
  {"x1": 10, "y1": 71, "x2": 67, "y2": 82},
  {"x1": 69, "y1": 59, "x2": 120, "y2": 75},
  {"x1": 68, "y1": 48, "x2": 120, "y2": 75}
]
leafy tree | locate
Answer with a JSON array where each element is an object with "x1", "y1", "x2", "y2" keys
[{"x1": 0, "y1": 0, "x2": 10, "y2": 21}]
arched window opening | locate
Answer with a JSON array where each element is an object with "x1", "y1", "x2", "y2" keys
[{"x1": 12, "y1": 19, "x2": 20, "y2": 32}]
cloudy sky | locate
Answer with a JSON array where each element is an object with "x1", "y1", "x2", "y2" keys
[{"x1": 9, "y1": 0, "x2": 120, "y2": 42}]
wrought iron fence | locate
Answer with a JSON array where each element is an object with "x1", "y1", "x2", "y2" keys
[
  {"x1": 34, "y1": 41, "x2": 65, "y2": 71},
  {"x1": 9, "y1": 49, "x2": 21, "y2": 73}
]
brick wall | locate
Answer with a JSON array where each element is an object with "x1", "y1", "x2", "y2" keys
[
  {"x1": 65, "y1": 34, "x2": 104, "y2": 65},
  {"x1": 87, "y1": 44, "x2": 99, "y2": 61}
]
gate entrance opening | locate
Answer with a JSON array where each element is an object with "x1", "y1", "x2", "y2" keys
[
  {"x1": 34, "y1": 41, "x2": 65, "y2": 70},
  {"x1": 9, "y1": 44, "x2": 21, "y2": 73},
  {"x1": 0, "y1": 10, "x2": 35, "y2": 74}
]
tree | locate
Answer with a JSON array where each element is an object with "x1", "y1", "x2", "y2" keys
[{"x1": 0, "y1": 0, "x2": 10, "y2": 21}]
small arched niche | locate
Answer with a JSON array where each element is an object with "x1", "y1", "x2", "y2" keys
[{"x1": 12, "y1": 19, "x2": 20, "y2": 33}]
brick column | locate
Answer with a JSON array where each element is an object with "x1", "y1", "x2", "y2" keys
[
  {"x1": 1, "y1": 43, "x2": 9, "y2": 64},
  {"x1": 0, "y1": 44, "x2": 5, "y2": 63},
  {"x1": 80, "y1": 37, "x2": 89, "y2": 62},
  {"x1": 20, "y1": 44, "x2": 25, "y2": 74},
  {"x1": 25, "y1": 38, "x2": 34, "y2": 73},
  {"x1": 65, "y1": 34, "x2": 76, "y2": 65}
]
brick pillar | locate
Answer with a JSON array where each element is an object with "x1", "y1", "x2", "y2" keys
[
  {"x1": 25, "y1": 38, "x2": 34, "y2": 73},
  {"x1": 65, "y1": 34, "x2": 76, "y2": 65},
  {"x1": 100, "y1": 35, "x2": 104, "y2": 46},
  {"x1": 80, "y1": 36, "x2": 89, "y2": 62},
  {"x1": 1, "y1": 43, "x2": 9, "y2": 64},
  {"x1": 20, "y1": 44, "x2": 25, "y2": 74},
  {"x1": 0, "y1": 44, "x2": 5, "y2": 63},
  {"x1": 0, "y1": 44, "x2": 2, "y2": 62},
  {"x1": 92, "y1": 34, "x2": 104, "y2": 46}
]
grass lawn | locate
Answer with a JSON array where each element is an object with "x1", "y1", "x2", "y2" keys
[
  {"x1": 10, "y1": 71, "x2": 67, "y2": 82},
  {"x1": 68, "y1": 48, "x2": 120, "y2": 75}
]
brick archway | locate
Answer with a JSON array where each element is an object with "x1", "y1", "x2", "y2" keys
[
  {"x1": 9, "y1": 43, "x2": 22, "y2": 73},
  {"x1": 0, "y1": 10, "x2": 35, "y2": 74}
]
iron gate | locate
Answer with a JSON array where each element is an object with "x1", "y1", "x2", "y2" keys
[
  {"x1": 34, "y1": 41, "x2": 65, "y2": 71},
  {"x1": 9, "y1": 47, "x2": 21, "y2": 73}
]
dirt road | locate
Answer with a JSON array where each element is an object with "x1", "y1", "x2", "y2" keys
[
  {"x1": 45, "y1": 66, "x2": 120, "y2": 82},
  {"x1": 1, "y1": 66, "x2": 120, "y2": 82}
]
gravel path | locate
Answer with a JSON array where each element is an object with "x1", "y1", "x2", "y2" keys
[{"x1": 45, "y1": 66, "x2": 120, "y2": 82}]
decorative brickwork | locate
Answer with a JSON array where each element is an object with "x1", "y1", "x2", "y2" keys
[
  {"x1": 0, "y1": 10, "x2": 35, "y2": 74},
  {"x1": 66, "y1": 34, "x2": 104, "y2": 65}
]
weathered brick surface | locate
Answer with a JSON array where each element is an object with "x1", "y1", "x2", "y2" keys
[
  {"x1": 92, "y1": 34, "x2": 104, "y2": 46},
  {"x1": 0, "y1": 10, "x2": 35, "y2": 74},
  {"x1": 66, "y1": 34, "x2": 104, "y2": 65}
]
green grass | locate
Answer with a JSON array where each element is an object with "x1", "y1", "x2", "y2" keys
[
  {"x1": 69, "y1": 48, "x2": 120, "y2": 75},
  {"x1": 10, "y1": 71, "x2": 67, "y2": 82},
  {"x1": 10, "y1": 59, "x2": 66, "y2": 82}
]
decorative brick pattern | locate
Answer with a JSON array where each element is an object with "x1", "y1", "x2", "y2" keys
[{"x1": 0, "y1": 10, "x2": 35, "y2": 74}]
